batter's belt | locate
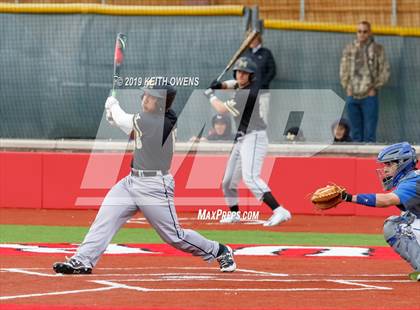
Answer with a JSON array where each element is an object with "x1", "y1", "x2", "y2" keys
[{"x1": 131, "y1": 168, "x2": 169, "y2": 177}]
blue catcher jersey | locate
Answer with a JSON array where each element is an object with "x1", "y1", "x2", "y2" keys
[{"x1": 393, "y1": 170, "x2": 420, "y2": 217}]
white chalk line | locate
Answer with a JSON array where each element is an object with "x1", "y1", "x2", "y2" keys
[
  {"x1": 0, "y1": 267, "x2": 408, "y2": 280},
  {"x1": 3, "y1": 268, "x2": 405, "y2": 285},
  {"x1": 2, "y1": 268, "x2": 58, "y2": 277},
  {"x1": 0, "y1": 286, "x2": 117, "y2": 301},
  {"x1": 1, "y1": 266, "x2": 405, "y2": 300},
  {"x1": 102, "y1": 278, "x2": 412, "y2": 284},
  {"x1": 328, "y1": 279, "x2": 392, "y2": 291},
  {"x1": 92, "y1": 280, "x2": 390, "y2": 292},
  {"x1": 1, "y1": 268, "x2": 276, "y2": 278},
  {"x1": 236, "y1": 268, "x2": 288, "y2": 277},
  {"x1": 3, "y1": 267, "x2": 407, "y2": 277}
]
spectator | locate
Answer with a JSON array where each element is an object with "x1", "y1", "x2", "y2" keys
[
  {"x1": 207, "y1": 113, "x2": 234, "y2": 141},
  {"x1": 189, "y1": 114, "x2": 234, "y2": 142},
  {"x1": 331, "y1": 119, "x2": 352, "y2": 143},
  {"x1": 243, "y1": 24, "x2": 276, "y2": 124},
  {"x1": 340, "y1": 21, "x2": 390, "y2": 143},
  {"x1": 285, "y1": 126, "x2": 305, "y2": 142}
]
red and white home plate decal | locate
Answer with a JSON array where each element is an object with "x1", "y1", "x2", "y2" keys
[{"x1": 0, "y1": 243, "x2": 399, "y2": 259}]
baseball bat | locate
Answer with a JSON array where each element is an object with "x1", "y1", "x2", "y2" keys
[
  {"x1": 214, "y1": 6, "x2": 260, "y2": 82},
  {"x1": 215, "y1": 29, "x2": 259, "y2": 82},
  {"x1": 111, "y1": 33, "x2": 128, "y2": 97},
  {"x1": 107, "y1": 33, "x2": 127, "y2": 121}
]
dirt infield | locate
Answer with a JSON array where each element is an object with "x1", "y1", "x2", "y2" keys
[
  {"x1": 0, "y1": 209, "x2": 387, "y2": 234},
  {"x1": 1, "y1": 208, "x2": 419, "y2": 310},
  {"x1": 1, "y1": 255, "x2": 419, "y2": 309}
]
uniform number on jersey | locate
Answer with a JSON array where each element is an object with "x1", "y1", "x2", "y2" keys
[{"x1": 133, "y1": 114, "x2": 143, "y2": 150}]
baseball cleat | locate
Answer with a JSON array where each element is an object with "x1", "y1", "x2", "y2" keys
[
  {"x1": 53, "y1": 258, "x2": 92, "y2": 275},
  {"x1": 220, "y1": 212, "x2": 241, "y2": 224},
  {"x1": 263, "y1": 206, "x2": 291, "y2": 227},
  {"x1": 217, "y1": 245, "x2": 236, "y2": 272},
  {"x1": 408, "y1": 271, "x2": 420, "y2": 281}
]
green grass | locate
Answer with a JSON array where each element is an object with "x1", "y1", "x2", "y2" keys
[{"x1": 0, "y1": 224, "x2": 387, "y2": 246}]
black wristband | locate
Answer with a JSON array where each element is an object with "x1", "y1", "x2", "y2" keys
[{"x1": 341, "y1": 191, "x2": 353, "y2": 202}]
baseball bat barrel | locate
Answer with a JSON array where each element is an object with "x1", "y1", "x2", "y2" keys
[
  {"x1": 111, "y1": 33, "x2": 128, "y2": 97},
  {"x1": 108, "y1": 33, "x2": 127, "y2": 122},
  {"x1": 215, "y1": 30, "x2": 258, "y2": 82}
]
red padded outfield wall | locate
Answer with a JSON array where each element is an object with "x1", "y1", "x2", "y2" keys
[{"x1": 1, "y1": 151, "x2": 415, "y2": 217}]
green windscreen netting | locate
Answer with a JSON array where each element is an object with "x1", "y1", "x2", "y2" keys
[{"x1": 0, "y1": 10, "x2": 419, "y2": 143}]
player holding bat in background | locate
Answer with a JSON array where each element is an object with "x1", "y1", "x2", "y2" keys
[
  {"x1": 311, "y1": 142, "x2": 420, "y2": 281},
  {"x1": 205, "y1": 56, "x2": 291, "y2": 226}
]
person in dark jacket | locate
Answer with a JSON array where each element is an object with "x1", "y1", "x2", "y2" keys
[{"x1": 243, "y1": 32, "x2": 276, "y2": 124}]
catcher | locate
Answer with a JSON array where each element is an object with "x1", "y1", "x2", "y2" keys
[{"x1": 312, "y1": 142, "x2": 419, "y2": 281}]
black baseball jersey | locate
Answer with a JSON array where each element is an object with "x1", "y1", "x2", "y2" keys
[
  {"x1": 243, "y1": 47, "x2": 276, "y2": 90},
  {"x1": 232, "y1": 83, "x2": 267, "y2": 136},
  {"x1": 131, "y1": 109, "x2": 177, "y2": 171}
]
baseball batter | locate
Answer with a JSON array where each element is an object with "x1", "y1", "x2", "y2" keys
[
  {"x1": 206, "y1": 56, "x2": 291, "y2": 226},
  {"x1": 53, "y1": 84, "x2": 236, "y2": 274},
  {"x1": 339, "y1": 142, "x2": 420, "y2": 281}
]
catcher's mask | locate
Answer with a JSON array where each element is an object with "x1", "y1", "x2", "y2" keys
[
  {"x1": 376, "y1": 142, "x2": 418, "y2": 190},
  {"x1": 232, "y1": 56, "x2": 257, "y2": 82},
  {"x1": 141, "y1": 83, "x2": 176, "y2": 113}
]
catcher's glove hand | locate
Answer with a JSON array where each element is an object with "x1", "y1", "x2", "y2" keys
[{"x1": 311, "y1": 184, "x2": 347, "y2": 210}]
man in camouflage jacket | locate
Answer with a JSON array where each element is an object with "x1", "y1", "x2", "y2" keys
[{"x1": 340, "y1": 21, "x2": 390, "y2": 142}]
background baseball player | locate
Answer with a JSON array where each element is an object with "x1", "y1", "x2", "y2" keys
[
  {"x1": 313, "y1": 142, "x2": 419, "y2": 281},
  {"x1": 53, "y1": 84, "x2": 236, "y2": 274},
  {"x1": 206, "y1": 56, "x2": 291, "y2": 226}
]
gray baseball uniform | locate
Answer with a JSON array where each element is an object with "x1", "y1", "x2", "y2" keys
[
  {"x1": 207, "y1": 57, "x2": 290, "y2": 226},
  {"x1": 222, "y1": 84, "x2": 270, "y2": 204},
  {"x1": 72, "y1": 107, "x2": 220, "y2": 268}
]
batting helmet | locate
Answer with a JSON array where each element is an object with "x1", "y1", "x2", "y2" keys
[
  {"x1": 232, "y1": 57, "x2": 257, "y2": 80},
  {"x1": 142, "y1": 83, "x2": 176, "y2": 112},
  {"x1": 376, "y1": 142, "x2": 418, "y2": 190}
]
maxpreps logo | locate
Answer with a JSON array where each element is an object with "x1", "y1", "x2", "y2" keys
[{"x1": 197, "y1": 209, "x2": 260, "y2": 221}]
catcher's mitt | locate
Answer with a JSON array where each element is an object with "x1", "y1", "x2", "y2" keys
[{"x1": 311, "y1": 184, "x2": 346, "y2": 210}]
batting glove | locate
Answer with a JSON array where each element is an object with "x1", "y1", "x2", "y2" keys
[
  {"x1": 105, "y1": 96, "x2": 119, "y2": 110},
  {"x1": 106, "y1": 109, "x2": 116, "y2": 126},
  {"x1": 209, "y1": 80, "x2": 223, "y2": 90}
]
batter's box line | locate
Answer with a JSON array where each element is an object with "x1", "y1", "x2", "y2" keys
[
  {"x1": 0, "y1": 286, "x2": 117, "y2": 301},
  {"x1": 92, "y1": 280, "x2": 392, "y2": 292},
  {"x1": 101, "y1": 278, "x2": 398, "y2": 283},
  {"x1": 1, "y1": 268, "x2": 58, "y2": 277},
  {"x1": 4, "y1": 267, "x2": 409, "y2": 277},
  {"x1": 0, "y1": 267, "x2": 288, "y2": 278}
]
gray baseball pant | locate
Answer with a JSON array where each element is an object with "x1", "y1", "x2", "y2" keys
[
  {"x1": 222, "y1": 130, "x2": 270, "y2": 207},
  {"x1": 72, "y1": 174, "x2": 220, "y2": 268},
  {"x1": 383, "y1": 216, "x2": 420, "y2": 271}
]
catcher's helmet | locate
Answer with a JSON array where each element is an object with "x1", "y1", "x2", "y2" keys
[
  {"x1": 376, "y1": 142, "x2": 418, "y2": 190},
  {"x1": 142, "y1": 83, "x2": 176, "y2": 112},
  {"x1": 232, "y1": 57, "x2": 257, "y2": 80}
]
